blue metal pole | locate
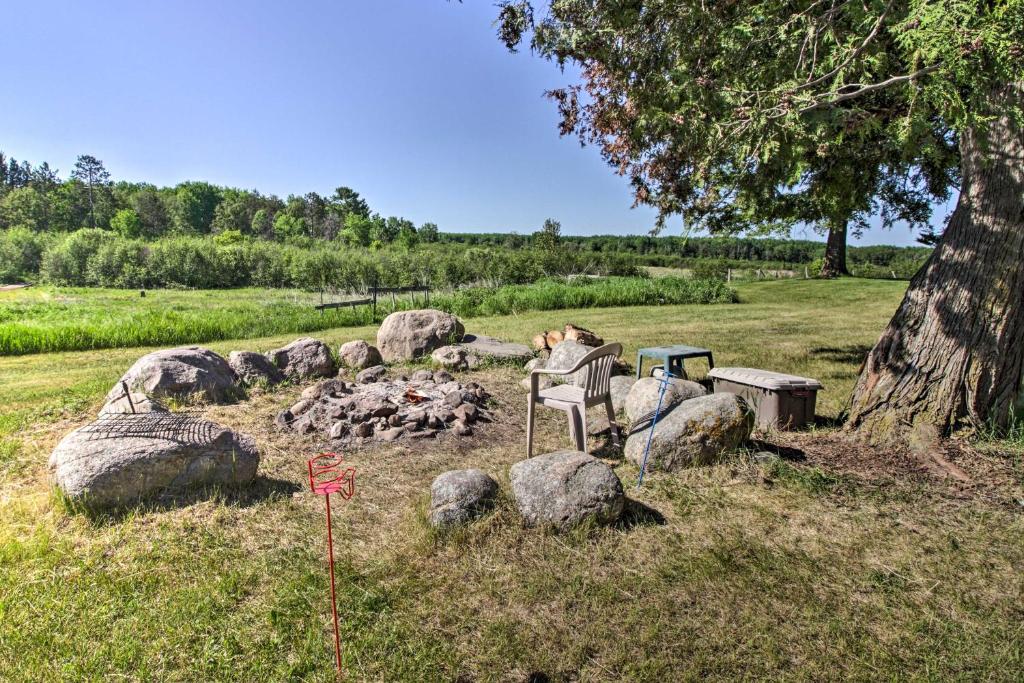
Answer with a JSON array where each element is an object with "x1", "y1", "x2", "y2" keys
[{"x1": 637, "y1": 371, "x2": 672, "y2": 488}]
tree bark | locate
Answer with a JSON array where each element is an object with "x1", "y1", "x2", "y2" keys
[
  {"x1": 847, "y1": 84, "x2": 1024, "y2": 444},
  {"x1": 819, "y1": 222, "x2": 849, "y2": 278}
]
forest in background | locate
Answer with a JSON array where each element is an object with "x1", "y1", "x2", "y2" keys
[{"x1": 0, "y1": 152, "x2": 931, "y2": 288}]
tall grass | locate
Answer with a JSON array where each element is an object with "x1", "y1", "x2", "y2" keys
[{"x1": 0, "y1": 277, "x2": 735, "y2": 355}]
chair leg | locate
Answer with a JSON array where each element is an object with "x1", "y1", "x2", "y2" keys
[
  {"x1": 604, "y1": 397, "x2": 621, "y2": 448},
  {"x1": 526, "y1": 396, "x2": 536, "y2": 458},
  {"x1": 568, "y1": 405, "x2": 586, "y2": 453}
]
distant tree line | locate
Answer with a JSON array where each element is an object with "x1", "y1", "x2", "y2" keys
[
  {"x1": 438, "y1": 232, "x2": 931, "y2": 274},
  {"x1": 0, "y1": 152, "x2": 439, "y2": 249},
  {"x1": 0, "y1": 229, "x2": 644, "y2": 290},
  {"x1": 0, "y1": 151, "x2": 931, "y2": 287}
]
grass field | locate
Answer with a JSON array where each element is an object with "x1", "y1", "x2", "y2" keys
[
  {"x1": 0, "y1": 277, "x2": 733, "y2": 355},
  {"x1": 2, "y1": 279, "x2": 1022, "y2": 681}
]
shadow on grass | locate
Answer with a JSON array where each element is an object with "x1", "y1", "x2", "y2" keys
[
  {"x1": 64, "y1": 475, "x2": 301, "y2": 525},
  {"x1": 809, "y1": 344, "x2": 873, "y2": 365},
  {"x1": 748, "y1": 439, "x2": 807, "y2": 462},
  {"x1": 616, "y1": 498, "x2": 667, "y2": 529}
]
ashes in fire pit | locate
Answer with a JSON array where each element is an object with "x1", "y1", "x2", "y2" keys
[{"x1": 274, "y1": 368, "x2": 489, "y2": 444}]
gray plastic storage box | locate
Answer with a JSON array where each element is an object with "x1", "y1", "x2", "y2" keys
[{"x1": 708, "y1": 367, "x2": 823, "y2": 430}]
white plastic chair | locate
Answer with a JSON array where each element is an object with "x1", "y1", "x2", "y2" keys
[{"x1": 526, "y1": 342, "x2": 623, "y2": 457}]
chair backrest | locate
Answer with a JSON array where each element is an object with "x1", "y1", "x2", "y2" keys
[{"x1": 565, "y1": 342, "x2": 623, "y2": 400}]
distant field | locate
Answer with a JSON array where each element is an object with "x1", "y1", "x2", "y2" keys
[{"x1": 0, "y1": 277, "x2": 734, "y2": 355}]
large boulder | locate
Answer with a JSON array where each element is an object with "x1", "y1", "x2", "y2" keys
[
  {"x1": 338, "y1": 340, "x2": 382, "y2": 370},
  {"x1": 624, "y1": 392, "x2": 754, "y2": 472},
  {"x1": 510, "y1": 450, "x2": 624, "y2": 529},
  {"x1": 624, "y1": 376, "x2": 706, "y2": 424},
  {"x1": 545, "y1": 340, "x2": 593, "y2": 386},
  {"x1": 49, "y1": 414, "x2": 259, "y2": 507},
  {"x1": 99, "y1": 392, "x2": 167, "y2": 416},
  {"x1": 429, "y1": 469, "x2": 500, "y2": 528},
  {"x1": 106, "y1": 347, "x2": 239, "y2": 404},
  {"x1": 652, "y1": 367, "x2": 707, "y2": 392},
  {"x1": 376, "y1": 309, "x2": 465, "y2": 362},
  {"x1": 267, "y1": 338, "x2": 336, "y2": 380},
  {"x1": 460, "y1": 334, "x2": 533, "y2": 363},
  {"x1": 609, "y1": 375, "x2": 636, "y2": 415},
  {"x1": 229, "y1": 351, "x2": 284, "y2": 386}
]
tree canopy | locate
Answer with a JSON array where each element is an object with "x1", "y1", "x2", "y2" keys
[{"x1": 497, "y1": 0, "x2": 1021, "y2": 234}]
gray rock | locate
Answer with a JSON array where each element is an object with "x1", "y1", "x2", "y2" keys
[
  {"x1": 451, "y1": 420, "x2": 472, "y2": 436},
  {"x1": 228, "y1": 351, "x2": 284, "y2": 386},
  {"x1": 442, "y1": 390, "x2": 463, "y2": 409},
  {"x1": 452, "y1": 403, "x2": 478, "y2": 423},
  {"x1": 524, "y1": 357, "x2": 546, "y2": 373},
  {"x1": 624, "y1": 377, "x2": 686, "y2": 424},
  {"x1": 353, "y1": 422, "x2": 373, "y2": 438},
  {"x1": 460, "y1": 334, "x2": 534, "y2": 362},
  {"x1": 509, "y1": 450, "x2": 624, "y2": 529},
  {"x1": 624, "y1": 392, "x2": 754, "y2": 471},
  {"x1": 429, "y1": 469, "x2": 499, "y2": 528},
  {"x1": 274, "y1": 409, "x2": 293, "y2": 428},
  {"x1": 652, "y1": 368, "x2": 707, "y2": 398},
  {"x1": 337, "y1": 340, "x2": 382, "y2": 370},
  {"x1": 376, "y1": 309, "x2": 465, "y2": 362},
  {"x1": 376, "y1": 427, "x2": 405, "y2": 442},
  {"x1": 49, "y1": 414, "x2": 259, "y2": 507},
  {"x1": 106, "y1": 347, "x2": 239, "y2": 404},
  {"x1": 356, "y1": 365, "x2": 387, "y2": 384},
  {"x1": 545, "y1": 341, "x2": 594, "y2": 386},
  {"x1": 266, "y1": 338, "x2": 336, "y2": 380},
  {"x1": 410, "y1": 369, "x2": 434, "y2": 382},
  {"x1": 99, "y1": 392, "x2": 167, "y2": 416},
  {"x1": 317, "y1": 378, "x2": 348, "y2": 397},
  {"x1": 609, "y1": 375, "x2": 635, "y2": 415},
  {"x1": 410, "y1": 429, "x2": 438, "y2": 439},
  {"x1": 520, "y1": 375, "x2": 554, "y2": 392},
  {"x1": 433, "y1": 370, "x2": 454, "y2": 384},
  {"x1": 301, "y1": 384, "x2": 323, "y2": 401},
  {"x1": 293, "y1": 414, "x2": 317, "y2": 434},
  {"x1": 289, "y1": 399, "x2": 313, "y2": 417},
  {"x1": 329, "y1": 421, "x2": 348, "y2": 440},
  {"x1": 431, "y1": 345, "x2": 468, "y2": 370}
]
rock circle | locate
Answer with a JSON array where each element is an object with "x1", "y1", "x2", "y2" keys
[{"x1": 510, "y1": 450, "x2": 625, "y2": 529}]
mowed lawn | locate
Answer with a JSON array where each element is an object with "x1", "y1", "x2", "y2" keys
[{"x1": 2, "y1": 279, "x2": 1022, "y2": 681}]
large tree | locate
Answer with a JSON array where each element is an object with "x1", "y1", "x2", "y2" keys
[{"x1": 498, "y1": 0, "x2": 1024, "y2": 444}]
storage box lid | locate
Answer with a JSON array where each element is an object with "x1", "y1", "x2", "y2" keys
[{"x1": 708, "y1": 367, "x2": 823, "y2": 391}]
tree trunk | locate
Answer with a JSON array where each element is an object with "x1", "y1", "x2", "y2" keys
[
  {"x1": 847, "y1": 85, "x2": 1024, "y2": 444},
  {"x1": 819, "y1": 222, "x2": 849, "y2": 278}
]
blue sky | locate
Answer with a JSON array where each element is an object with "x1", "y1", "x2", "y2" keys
[{"x1": 2, "y1": 1, "x2": 944, "y2": 246}]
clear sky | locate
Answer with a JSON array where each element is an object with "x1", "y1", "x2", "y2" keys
[{"x1": 2, "y1": 0, "x2": 944, "y2": 246}]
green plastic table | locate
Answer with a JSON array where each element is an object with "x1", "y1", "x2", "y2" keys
[{"x1": 635, "y1": 345, "x2": 715, "y2": 379}]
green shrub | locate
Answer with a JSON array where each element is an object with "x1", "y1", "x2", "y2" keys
[{"x1": 0, "y1": 228, "x2": 48, "y2": 283}]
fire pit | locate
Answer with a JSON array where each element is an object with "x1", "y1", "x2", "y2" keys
[{"x1": 275, "y1": 368, "x2": 489, "y2": 444}]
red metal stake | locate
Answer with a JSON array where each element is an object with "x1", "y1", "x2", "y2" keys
[
  {"x1": 307, "y1": 453, "x2": 356, "y2": 678},
  {"x1": 323, "y1": 492, "x2": 342, "y2": 674}
]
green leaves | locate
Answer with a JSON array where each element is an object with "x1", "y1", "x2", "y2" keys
[{"x1": 499, "y1": 1, "x2": 1020, "y2": 235}]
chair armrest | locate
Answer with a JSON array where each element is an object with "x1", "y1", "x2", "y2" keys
[{"x1": 531, "y1": 368, "x2": 571, "y2": 376}]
